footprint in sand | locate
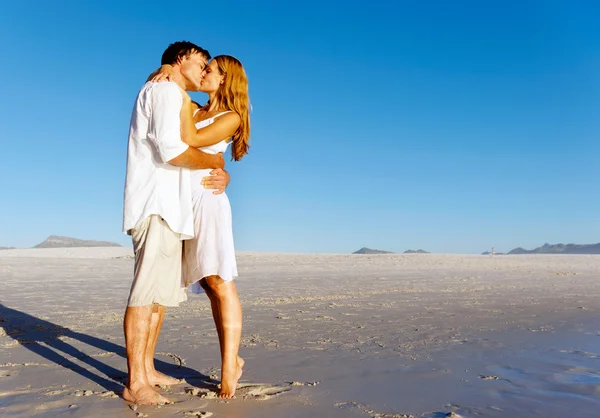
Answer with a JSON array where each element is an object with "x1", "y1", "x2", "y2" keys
[
  {"x1": 0, "y1": 369, "x2": 17, "y2": 378},
  {"x1": 0, "y1": 362, "x2": 52, "y2": 367},
  {"x1": 45, "y1": 389, "x2": 71, "y2": 396},
  {"x1": 237, "y1": 383, "x2": 292, "y2": 400},
  {"x1": 334, "y1": 401, "x2": 414, "y2": 418},
  {"x1": 558, "y1": 350, "x2": 600, "y2": 359},
  {"x1": 479, "y1": 375, "x2": 499, "y2": 380},
  {"x1": 0, "y1": 389, "x2": 33, "y2": 398},
  {"x1": 185, "y1": 388, "x2": 217, "y2": 398},
  {"x1": 156, "y1": 351, "x2": 186, "y2": 367},
  {"x1": 553, "y1": 366, "x2": 600, "y2": 385},
  {"x1": 186, "y1": 383, "x2": 292, "y2": 401},
  {"x1": 91, "y1": 351, "x2": 116, "y2": 358}
]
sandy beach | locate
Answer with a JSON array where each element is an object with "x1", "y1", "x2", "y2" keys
[{"x1": 1, "y1": 248, "x2": 599, "y2": 417}]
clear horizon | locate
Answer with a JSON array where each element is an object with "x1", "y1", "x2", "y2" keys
[
  {"x1": 4, "y1": 235, "x2": 600, "y2": 256},
  {"x1": 1, "y1": 1, "x2": 598, "y2": 254}
]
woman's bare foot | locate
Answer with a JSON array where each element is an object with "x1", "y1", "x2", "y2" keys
[
  {"x1": 218, "y1": 356, "x2": 244, "y2": 399},
  {"x1": 147, "y1": 370, "x2": 182, "y2": 386},
  {"x1": 123, "y1": 385, "x2": 171, "y2": 405}
]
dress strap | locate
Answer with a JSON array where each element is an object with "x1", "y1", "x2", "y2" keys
[
  {"x1": 213, "y1": 110, "x2": 234, "y2": 119},
  {"x1": 193, "y1": 108, "x2": 201, "y2": 117}
]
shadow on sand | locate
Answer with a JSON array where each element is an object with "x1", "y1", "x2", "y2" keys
[{"x1": 0, "y1": 303, "x2": 217, "y2": 394}]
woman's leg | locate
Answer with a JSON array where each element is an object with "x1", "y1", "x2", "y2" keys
[
  {"x1": 200, "y1": 278, "x2": 224, "y2": 357},
  {"x1": 202, "y1": 275, "x2": 243, "y2": 398}
]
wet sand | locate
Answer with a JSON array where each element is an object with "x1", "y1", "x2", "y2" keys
[{"x1": 1, "y1": 248, "x2": 599, "y2": 417}]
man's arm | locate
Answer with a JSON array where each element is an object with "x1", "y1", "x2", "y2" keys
[
  {"x1": 168, "y1": 147, "x2": 224, "y2": 170},
  {"x1": 149, "y1": 83, "x2": 229, "y2": 190},
  {"x1": 169, "y1": 146, "x2": 230, "y2": 194},
  {"x1": 170, "y1": 152, "x2": 230, "y2": 194}
]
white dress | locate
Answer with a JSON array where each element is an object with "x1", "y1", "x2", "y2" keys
[{"x1": 182, "y1": 111, "x2": 238, "y2": 294}]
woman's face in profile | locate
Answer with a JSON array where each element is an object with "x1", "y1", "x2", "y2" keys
[{"x1": 200, "y1": 60, "x2": 224, "y2": 93}]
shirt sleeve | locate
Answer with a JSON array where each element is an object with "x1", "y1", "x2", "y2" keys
[{"x1": 148, "y1": 83, "x2": 189, "y2": 163}]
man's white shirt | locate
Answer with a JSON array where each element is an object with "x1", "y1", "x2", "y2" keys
[{"x1": 122, "y1": 81, "x2": 194, "y2": 239}]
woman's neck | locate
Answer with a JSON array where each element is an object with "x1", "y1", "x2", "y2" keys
[{"x1": 205, "y1": 92, "x2": 221, "y2": 112}]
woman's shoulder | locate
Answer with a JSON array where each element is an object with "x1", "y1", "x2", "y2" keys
[
  {"x1": 215, "y1": 110, "x2": 240, "y2": 120},
  {"x1": 193, "y1": 107, "x2": 209, "y2": 121},
  {"x1": 196, "y1": 109, "x2": 240, "y2": 123}
]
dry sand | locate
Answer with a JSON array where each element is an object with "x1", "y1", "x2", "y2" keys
[{"x1": 1, "y1": 248, "x2": 599, "y2": 417}]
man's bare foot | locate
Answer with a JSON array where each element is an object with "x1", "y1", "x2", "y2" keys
[
  {"x1": 123, "y1": 385, "x2": 171, "y2": 405},
  {"x1": 218, "y1": 356, "x2": 244, "y2": 399},
  {"x1": 147, "y1": 370, "x2": 182, "y2": 386}
]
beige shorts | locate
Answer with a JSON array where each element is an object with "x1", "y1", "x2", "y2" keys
[{"x1": 127, "y1": 215, "x2": 187, "y2": 307}]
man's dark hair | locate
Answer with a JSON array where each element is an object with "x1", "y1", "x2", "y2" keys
[{"x1": 161, "y1": 41, "x2": 210, "y2": 65}]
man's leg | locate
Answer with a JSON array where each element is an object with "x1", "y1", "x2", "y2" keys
[
  {"x1": 123, "y1": 215, "x2": 179, "y2": 403},
  {"x1": 204, "y1": 276, "x2": 243, "y2": 399},
  {"x1": 145, "y1": 304, "x2": 181, "y2": 385},
  {"x1": 123, "y1": 306, "x2": 169, "y2": 404}
]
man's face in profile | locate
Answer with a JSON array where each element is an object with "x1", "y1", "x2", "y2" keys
[{"x1": 179, "y1": 52, "x2": 207, "y2": 91}]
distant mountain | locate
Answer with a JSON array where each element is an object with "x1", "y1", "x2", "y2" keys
[
  {"x1": 352, "y1": 247, "x2": 394, "y2": 255},
  {"x1": 0, "y1": 246, "x2": 15, "y2": 250},
  {"x1": 33, "y1": 235, "x2": 122, "y2": 249},
  {"x1": 404, "y1": 249, "x2": 430, "y2": 254},
  {"x1": 507, "y1": 242, "x2": 600, "y2": 255}
]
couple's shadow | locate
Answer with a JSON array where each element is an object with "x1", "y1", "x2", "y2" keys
[{"x1": 0, "y1": 303, "x2": 216, "y2": 394}]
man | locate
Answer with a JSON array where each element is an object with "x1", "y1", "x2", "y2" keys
[{"x1": 122, "y1": 41, "x2": 228, "y2": 405}]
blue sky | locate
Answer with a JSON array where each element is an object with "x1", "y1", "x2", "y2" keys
[{"x1": 0, "y1": 0, "x2": 598, "y2": 254}]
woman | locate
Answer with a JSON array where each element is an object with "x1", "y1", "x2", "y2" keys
[{"x1": 153, "y1": 55, "x2": 250, "y2": 398}]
